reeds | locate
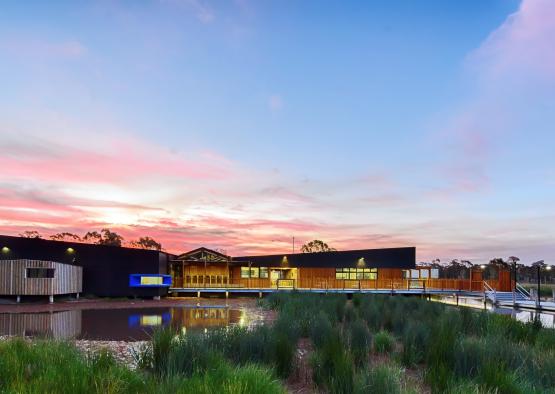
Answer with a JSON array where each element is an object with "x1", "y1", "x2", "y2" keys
[{"x1": 373, "y1": 330, "x2": 394, "y2": 353}]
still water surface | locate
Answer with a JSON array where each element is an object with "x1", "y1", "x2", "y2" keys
[{"x1": 0, "y1": 305, "x2": 267, "y2": 341}]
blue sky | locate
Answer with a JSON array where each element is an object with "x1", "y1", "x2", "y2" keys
[{"x1": 1, "y1": 0, "x2": 554, "y2": 263}]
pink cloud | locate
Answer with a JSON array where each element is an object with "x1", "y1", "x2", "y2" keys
[
  {"x1": 471, "y1": 0, "x2": 555, "y2": 79},
  {"x1": 0, "y1": 135, "x2": 233, "y2": 185}
]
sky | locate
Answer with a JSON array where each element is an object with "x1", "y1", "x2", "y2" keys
[{"x1": 1, "y1": 0, "x2": 554, "y2": 263}]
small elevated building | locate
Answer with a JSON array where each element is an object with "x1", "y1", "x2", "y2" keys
[{"x1": 0, "y1": 259, "x2": 82, "y2": 303}]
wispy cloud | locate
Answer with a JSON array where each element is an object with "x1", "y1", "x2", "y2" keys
[{"x1": 160, "y1": 0, "x2": 215, "y2": 23}]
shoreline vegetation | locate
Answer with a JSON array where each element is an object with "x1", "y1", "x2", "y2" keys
[{"x1": 1, "y1": 294, "x2": 555, "y2": 393}]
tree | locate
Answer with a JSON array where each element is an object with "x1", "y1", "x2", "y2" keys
[
  {"x1": 129, "y1": 236, "x2": 162, "y2": 251},
  {"x1": 443, "y1": 259, "x2": 472, "y2": 279},
  {"x1": 300, "y1": 240, "x2": 336, "y2": 253},
  {"x1": 98, "y1": 228, "x2": 124, "y2": 247},
  {"x1": 82, "y1": 229, "x2": 124, "y2": 246},
  {"x1": 489, "y1": 257, "x2": 509, "y2": 268},
  {"x1": 83, "y1": 231, "x2": 102, "y2": 244},
  {"x1": 19, "y1": 230, "x2": 42, "y2": 238},
  {"x1": 50, "y1": 232, "x2": 81, "y2": 242}
]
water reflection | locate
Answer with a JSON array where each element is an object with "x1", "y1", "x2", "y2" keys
[
  {"x1": 0, "y1": 306, "x2": 263, "y2": 341},
  {"x1": 433, "y1": 295, "x2": 555, "y2": 328}
]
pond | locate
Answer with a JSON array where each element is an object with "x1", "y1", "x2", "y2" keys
[{"x1": 0, "y1": 304, "x2": 268, "y2": 341}]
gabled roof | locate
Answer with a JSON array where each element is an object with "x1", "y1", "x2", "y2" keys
[{"x1": 174, "y1": 247, "x2": 230, "y2": 262}]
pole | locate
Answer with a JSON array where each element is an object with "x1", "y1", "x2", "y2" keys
[
  {"x1": 512, "y1": 263, "x2": 516, "y2": 305},
  {"x1": 537, "y1": 265, "x2": 541, "y2": 308}
]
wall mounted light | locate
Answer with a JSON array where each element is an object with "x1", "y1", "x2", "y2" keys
[
  {"x1": 480, "y1": 264, "x2": 486, "y2": 270},
  {"x1": 1, "y1": 246, "x2": 9, "y2": 253},
  {"x1": 66, "y1": 247, "x2": 75, "y2": 253}
]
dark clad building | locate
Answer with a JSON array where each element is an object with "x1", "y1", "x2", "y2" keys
[{"x1": 0, "y1": 235, "x2": 173, "y2": 298}]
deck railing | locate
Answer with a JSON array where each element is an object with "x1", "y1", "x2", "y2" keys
[{"x1": 171, "y1": 277, "x2": 510, "y2": 292}]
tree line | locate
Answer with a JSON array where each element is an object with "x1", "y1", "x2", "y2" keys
[
  {"x1": 424, "y1": 256, "x2": 554, "y2": 283},
  {"x1": 18, "y1": 229, "x2": 163, "y2": 251}
]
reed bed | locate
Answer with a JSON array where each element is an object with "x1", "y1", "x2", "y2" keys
[
  {"x1": 263, "y1": 292, "x2": 555, "y2": 393},
  {"x1": 2, "y1": 292, "x2": 554, "y2": 393}
]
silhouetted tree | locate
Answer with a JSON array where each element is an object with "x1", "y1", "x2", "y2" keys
[
  {"x1": 442, "y1": 259, "x2": 473, "y2": 279},
  {"x1": 50, "y1": 232, "x2": 81, "y2": 242},
  {"x1": 129, "y1": 236, "x2": 162, "y2": 251},
  {"x1": 300, "y1": 240, "x2": 336, "y2": 253},
  {"x1": 98, "y1": 229, "x2": 124, "y2": 247},
  {"x1": 83, "y1": 231, "x2": 102, "y2": 244},
  {"x1": 81, "y1": 229, "x2": 123, "y2": 246},
  {"x1": 19, "y1": 230, "x2": 42, "y2": 238},
  {"x1": 489, "y1": 257, "x2": 509, "y2": 269}
]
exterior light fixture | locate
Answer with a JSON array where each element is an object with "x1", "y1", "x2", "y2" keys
[
  {"x1": 480, "y1": 265, "x2": 486, "y2": 270},
  {"x1": 357, "y1": 257, "x2": 366, "y2": 268},
  {"x1": 547, "y1": 266, "x2": 552, "y2": 271},
  {"x1": 1, "y1": 246, "x2": 9, "y2": 253},
  {"x1": 67, "y1": 247, "x2": 75, "y2": 253}
]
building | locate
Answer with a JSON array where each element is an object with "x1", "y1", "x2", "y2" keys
[
  {"x1": 170, "y1": 246, "x2": 417, "y2": 290},
  {"x1": 0, "y1": 259, "x2": 82, "y2": 302},
  {"x1": 0, "y1": 234, "x2": 172, "y2": 299},
  {"x1": 0, "y1": 234, "x2": 514, "y2": 300}
]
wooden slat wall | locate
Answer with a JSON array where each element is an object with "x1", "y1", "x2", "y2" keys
[
  {"x1": 170, "y1": 264, "x2": 513, "y2": 292},
  {"x1": 0, "y1": 260, "x2": 82, "y2": 296}
]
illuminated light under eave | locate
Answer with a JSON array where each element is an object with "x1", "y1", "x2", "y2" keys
[
  {"x1": 357, "y1": 257, "x2": 366, "y2": 268},
  {"x1": 67, "y1": 247, "x2": 75, "y2": 253},
  {"x1": 1, "y1": 246, "x2": 9, "y2": 253},
  {"x1": 480, "y1": 265, "x2": 486, "y2": 269}
]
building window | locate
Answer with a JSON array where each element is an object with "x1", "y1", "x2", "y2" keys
[
  {"x1": 431, "y1": 269, "x2": 439, "y2": 279},
  {"x1": 260, "y1": 267, "x2": 269, "y2": 278},
  {"x1": 335, "y1": 268, "x2": 377, "y2": 280},
  {"x1": 241, "y1": 267, "x2": 265, "y2": 278},
  {"x1": 26, "y1": 268, "x2": 55, "y2": 278}
]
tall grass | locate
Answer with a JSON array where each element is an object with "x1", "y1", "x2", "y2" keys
[
  {"x1": 354, "y1": 363, "x2": 404, "y2": 394},
  {"x1": 374, "y1": 330, "x2": 394, "y2": 353},
  {"x1": 0, "y1": 338, "x2": 286, "y2": 394}
]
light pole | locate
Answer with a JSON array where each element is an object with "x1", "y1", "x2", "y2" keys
[{"x1": 532, "y1": 260, "x2": 547, "y2": 308}]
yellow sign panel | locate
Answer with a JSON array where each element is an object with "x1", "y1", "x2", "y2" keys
[{"x1": 140, "y1": 276, "x2": 163, "y2": 285}]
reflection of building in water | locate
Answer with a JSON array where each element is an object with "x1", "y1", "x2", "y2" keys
[
  {"x1": 0, "y1": 310, "x2": 81, "y2": 339},
  {"x1": 170, "y1": 307, "x2": 242, "y2": 329}
]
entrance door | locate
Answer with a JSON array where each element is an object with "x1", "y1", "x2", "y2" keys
[{"x1": 270, "y1": 270, "x2": 283, "y2": 288}]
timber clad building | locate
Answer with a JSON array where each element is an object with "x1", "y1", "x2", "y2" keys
[
  {"x1": 171, "y1": 247, "x2": 417, "y2": 290},
  {"x1": 0, "y1": 234, "x2": 513, "y2": 301}
]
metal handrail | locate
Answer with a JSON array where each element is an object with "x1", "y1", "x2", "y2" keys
[
  {"x1": 516, "y1": 283, "x2": 531, "y2": 300},
  {"x1": 483, "y1": 281, "x2": 496, "y2": 303}
]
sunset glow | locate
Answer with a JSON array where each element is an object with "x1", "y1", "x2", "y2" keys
[{"x1": 1, "y1": 0, "x2": 554, "y2": 262}]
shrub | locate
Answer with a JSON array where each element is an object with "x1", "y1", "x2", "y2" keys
[
  {"x1": 354, "y1": 364, "x2": 403, "y2": 394},
  {"x1": 310, "y1": 311, "x2": 334, "y2": 349},
  {"x1": 374, "y1": 330, "x2": 394, "y2": 353},
  {"x1": 311, "y1": 331, "x2": 354, "y2": 394},
  {"x1": 344, "y1": 303, "x2": 357, "y2": 324},
  {"x1": 349, "y1": 319, "x2": 371, "y2": 367}
]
